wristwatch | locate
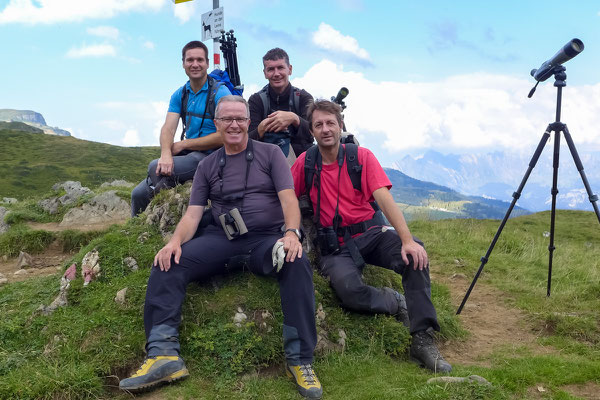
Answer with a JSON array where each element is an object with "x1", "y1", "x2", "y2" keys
[{"x1": 284, "y1": 228, "x2": 303, "y2": 242}]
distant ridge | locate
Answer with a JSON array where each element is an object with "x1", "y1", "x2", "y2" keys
[{"x1": 0, "y1": 108, "x2": 71, "y2": 136}]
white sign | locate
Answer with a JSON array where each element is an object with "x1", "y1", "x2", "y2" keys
[{"x1": 201, "y1": 7, "x2": 224, "y2": 41}]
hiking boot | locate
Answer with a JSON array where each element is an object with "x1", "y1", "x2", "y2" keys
[
  {"x1": 393, "y1": 291, "x2": 410, "y2": 328},
  {"x1": 286, "y1": 364, "x2": 323, "y2": 399},
  {"x1": 410, "y1": 328, "x2": 452, "y2": 373},
  {"x1": 119, "y1": 356, "x2": 189, "y2": 392}
]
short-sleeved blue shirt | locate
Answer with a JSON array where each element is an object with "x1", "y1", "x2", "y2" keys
[{"x1": 168, "y1": 79, "x2": 231, "y2": 139}]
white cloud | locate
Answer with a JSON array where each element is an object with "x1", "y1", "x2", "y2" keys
[
  {"x1": 66, "y1": 44, "x2": 116, "y2": 58},
  {"x1": 292, "y1": 60, "x2": 600, "y2": 154},
  {"x1": 123, "y1": 129, "x2": 140, "y2": 146},
  {"x1": 97, "y1": 100, "x2": 168, "y2": 146},
  {"x1": 0, "y1": 0, "x2": 166, "y2": 24},
  {"x1": 87, "y1": 25, "x2": 119, "y2": 40},
  {"x1": 312, "y1": 22, "x2": 370, "y2": 61},
  {"x1": 143, "y1": 40, "x2": 155, "y2": 50},
  {"x1": 173, "y1": 0, "x2": 195, "y2": 23}
]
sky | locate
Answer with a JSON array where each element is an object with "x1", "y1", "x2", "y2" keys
[{"x1": 2, "y1": 0, "x2": 600, "y2": 167}]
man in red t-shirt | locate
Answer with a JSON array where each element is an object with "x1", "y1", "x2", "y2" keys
[{"x1": 291, "y1": 100, "x2": 451, "y2": 373}]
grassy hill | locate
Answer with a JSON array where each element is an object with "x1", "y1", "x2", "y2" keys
[
  {"x1": 1, "y1": 178, "x2": 599, "y2": 399},
  {"x1": 0, "y1": 128, "x2": 159, "y2": 199}
]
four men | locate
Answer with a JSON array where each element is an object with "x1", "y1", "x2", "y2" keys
[
  {"x1": 130, "y1": 40, "x2": 231, "y2": 217},
  {"x1": 122, "y1": 44, "x2": 452, "y2": 398}
]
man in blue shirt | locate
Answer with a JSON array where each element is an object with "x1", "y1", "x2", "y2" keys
[{"x1": 131, "y1": 40, "x2": 231, "y2": 216}]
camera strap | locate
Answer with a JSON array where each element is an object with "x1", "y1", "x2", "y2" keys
[
  {"x1": 313, "y1": 144, "x2": 365, "y2": 267},
  {"x1": 217, "y1": 138, "x2": 254, "y2": 214}
]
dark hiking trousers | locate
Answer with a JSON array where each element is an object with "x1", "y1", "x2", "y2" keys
[
  {"x1": 143, "y1": 225, "x2": 317, "y2": 365},
  {"x1": 319, "y1": 227, "x2": 440, "y2": 334},
  {"x1": 131, "y1": 150, "x2": 209, "y2": 217}
]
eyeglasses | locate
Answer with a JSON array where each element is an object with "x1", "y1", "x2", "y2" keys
[{"x1": 215, "y1": 117, "x2": 249, "y2": 125}]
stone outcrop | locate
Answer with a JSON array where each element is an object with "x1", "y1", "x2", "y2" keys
[
  {"x1": 16, "y1": 251, "x2": 34, "y2": 269},
  {"x1": 100, "y1": 180, "x2": 134, "y2": 188},
  {"x1": 0, "y1": 109, "x2": 71, "y2": 136},
  {"x1": 39, "y1": 181, "x2": 92, "y2": 214},
  {"x1": 81, "y1": 249, "x2": 101, "y2": 286},
  {"x1": 60, "y1": 190, "x2": 129, "y2": 227},
  {"x1": 0, "y1": 206, "x2": 9, "y2": 234}
]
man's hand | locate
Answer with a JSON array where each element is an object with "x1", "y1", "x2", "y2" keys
[
  {"x1": 262, "y1": 111, "x2": 299, "y2": 133},
  {"x1": 156, "y1": 155, "x2": 174, "y2": 176},
  {"x1": 153, "y1": 240, "x2": 182, "y2": 272},
  {"x1": 278, "y1": 231, "x2": 303, "y2": 263},
  {"x1": 401, "y1": 239, "x2": 429, "y2": 271}
]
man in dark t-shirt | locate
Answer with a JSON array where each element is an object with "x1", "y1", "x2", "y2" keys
[{"x1": 119, "y1": 95, "x2": 322, "y2": 399}]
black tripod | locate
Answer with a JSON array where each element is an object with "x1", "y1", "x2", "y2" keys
[{"x1": 456, "y1": 65, "x2": 600, "y2": 314}]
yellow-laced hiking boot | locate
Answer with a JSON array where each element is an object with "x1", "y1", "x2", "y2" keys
[
  {"x1": 286, "y1": 364, "x2": 323, "y2": 399},
  {"x1": 119, "y1": 356, "x2": 189, "y2": 392}
]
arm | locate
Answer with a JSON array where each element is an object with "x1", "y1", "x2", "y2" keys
[
  {"x1": 277, "y1": 188, "x2": 303, "y2": 262},
  {"x1": 248, "y1": 93, "x2": 265, "y2": 140},
  {"x1": 153, "y1": 204, "x2": 204, "y2": 271},
  {"x1": 372, "y1": 187, "x2": 428, "y2": 270},
  {"x1": 156, "y1": 112, "x2": 180, "y2": 176},
  {"x1": 172, "y1": 131, "x2": 223, "y2": 153}
]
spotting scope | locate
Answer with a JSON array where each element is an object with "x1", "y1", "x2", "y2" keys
[{"x1": 531, "y1": 39, "x2": 584, "y2": 82}]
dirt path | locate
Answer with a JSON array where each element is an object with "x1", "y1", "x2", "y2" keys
[
  {"x1": 27, "y1": 219, "x2": 127, "y2": 232},
  {"x1": 433, "y1": 271, "x2": 554, "y2": 367},
  {"x1": 0, "y1": 241, "x2": 72, "y2": 283}
]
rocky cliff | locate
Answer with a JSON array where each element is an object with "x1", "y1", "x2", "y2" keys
[{"x1": 0, "y1": 109, "x2": 70, "y2": 136}]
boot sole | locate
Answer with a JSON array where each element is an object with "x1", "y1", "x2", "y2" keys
[
  {"x1": 120, "y1": 368, "x2": 189, "y2": 392},
  {"x1": 410, "y1": 355, "x2": 452, "y2": 374}
]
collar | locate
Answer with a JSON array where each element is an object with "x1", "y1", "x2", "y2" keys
[
  {"x1": 186, "y1": 78, "x2": 210, "y2": 95},
  {"x1": 268, "y1": 82, "x2": 292, "y2": 100}
]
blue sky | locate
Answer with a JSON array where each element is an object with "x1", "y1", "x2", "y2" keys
[{"x1": 1, "y1": 0, "x2": 600, "y2": 167}]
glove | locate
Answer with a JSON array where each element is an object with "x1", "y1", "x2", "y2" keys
[{"x1": 272, "y1": 241, "x2": 286, "y2": 273}]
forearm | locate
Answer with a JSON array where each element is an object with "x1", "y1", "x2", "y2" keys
[
  {"x1": 171, "y1": 207, "x2": 203, "y2": 245},
  {"x1": 178, "y1": 132, "x2": 223, "y2": 151},
  {"x1": 159, "y1": 128, "x2": 175, "y2": 157}
]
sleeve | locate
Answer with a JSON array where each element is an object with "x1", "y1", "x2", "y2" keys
[
  {"x1": 360, "y1": 147, "x2": 392, "y2": 201},
  {"x1": 268, "y1": 145, "x2": 295, "y2": 193},
  {"x1": 167, "y1": 86, "x2": 184, "y2": 114},
  {"x1": 189, "y1": 158, "x2": 210, "y2": 206},
  {"x1": 290, "y1": 153, "x2": 306, "y2": 198},
  {"x1": 248, "y1": 92, "x2": 263, "y2": 141}
]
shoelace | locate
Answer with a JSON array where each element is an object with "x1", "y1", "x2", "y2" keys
[
  {"x1": 132, "y1": 357, "x2": 156, "y2": 377},
  {"x1": 299, "y1": 364, "x2": 317, "y2": 386}
]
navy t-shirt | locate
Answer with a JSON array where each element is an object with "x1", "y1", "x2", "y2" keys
[{"x1": 190, "y1": 139, "x2": 293, "y2": 232}]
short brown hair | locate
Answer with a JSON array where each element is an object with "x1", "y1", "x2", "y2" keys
[
  {"x1": 307, "y1": 99, "x2": 343, "y2": 128},
  {"x1": 262, "y1": 47, "x2": 290, "y2": 66},
  {"x1": 181, "y1": 40, "x2": 209, "y2": 62}
]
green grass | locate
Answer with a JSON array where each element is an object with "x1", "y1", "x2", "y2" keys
[
  {"x1": 1, "y1": 192, "x2": 599, "y2": 399},
  {"x1": 0, "y1": 128, "x2": 158, "y2": 199}
]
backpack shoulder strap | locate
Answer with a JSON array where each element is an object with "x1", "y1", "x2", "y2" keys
[
  {"x1": 206, "y1": 76, "x2": 224, "y2": 120},
  {"x1": 289, "y1": 86, "x2": 301, "y2": 115},
  {"x1": 303, "y1": 145, "x2": 320, "y2": 194},
  {"x1": 344, "y1": 143, "x2": 362, "y2": 192},
  {"x1": 257, "y1": 84, "x2": 270, "y2": 119},
  {"x1": 180, "y1": 83, "x2": 189, "y2": 141}
]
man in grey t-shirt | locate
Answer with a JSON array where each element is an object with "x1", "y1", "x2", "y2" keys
[{"x1": 119, "y1": 96, "x2": 322, "y2": 399}]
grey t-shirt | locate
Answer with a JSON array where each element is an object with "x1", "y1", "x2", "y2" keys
[{"x1": 190, "y1": 139, "x2": 294, "y2": 232}]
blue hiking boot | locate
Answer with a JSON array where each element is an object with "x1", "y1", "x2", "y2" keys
[{"x1": 119, "y1": 356, "x2": 189, "y2": 392}]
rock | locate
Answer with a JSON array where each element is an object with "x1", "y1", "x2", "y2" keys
[
  {"x1": 16, "y1": 251, "x2": 34, "y2": 269},
  {"x1": 115, "y1": 288, "x2": 128, "y2": 305},
  {"x1": 337, "y1": 329, "x2": 347, "y2": 349},
  {"x1": 81, "y1": 249, "x2": 101, "y2": 286},
  {"x1": 100, "y1": 180, "x2": 134, "y2": 188},
  {"x1": 0, "y1": 273, "x2": 7, "y2": 285},
  {"x1": 64, "y1": 263, "x2": 77, "y2": 281},
  {"x1": 2, "y1": 197, "x2": 17, "y2": 204},
  {"x1": 60, "y1": 190, "x2": 129, "y2": 227},
  {"x1": 14, "y1": 269, "x2": 28, "y2": 275},
  {"x1": 123, "y1": 257, "x2": 139, "y2": 271},
  {"x1": 316, "y1": 303, "x2": 326, "y2": 324},
  {"x1": 137, "y1": 232, "x2": 150, "y2": 243},
  {"x1": 427, "y1": 375, "x2": 491, "y2": 386},
  {"x1": 233, "y1": 307, "x2": 247, "y2": 327},
  {"x1": 38, "y1": 197, "x2": 60, "y2": 214},
  {"x1": 0, "y1": 206, "x2": 9, "y2": 233},
  {"x1": 2, "y1": 255, "x2": 7, "y2": 262}
]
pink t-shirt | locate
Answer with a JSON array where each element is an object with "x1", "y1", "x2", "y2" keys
[{"x1": 291, "y1": 145, "x2": 391, "y2": 228}]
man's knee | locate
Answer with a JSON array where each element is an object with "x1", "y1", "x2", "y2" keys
[{"x1": 329, "y1": 275, "x2": 370, "y2": 310}]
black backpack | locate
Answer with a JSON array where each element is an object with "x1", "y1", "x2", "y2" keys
[
  {"x1": 257, "y1": 84, "x2": 301, "y2": 119},
  {"x1": 179, "y1": 76, "x2": 224, "y2": 141},
  {"x1": 304, "y1": 140, "x2": 363, "y2": 194}
]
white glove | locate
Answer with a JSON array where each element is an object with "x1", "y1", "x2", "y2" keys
[{"x1": 272, "y1": 241, "x2": 286, "y2": 272}]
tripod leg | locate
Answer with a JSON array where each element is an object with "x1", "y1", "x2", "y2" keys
[
  {"x1": 456, "y1": 127, "x2": 552, "y2": 314},
  {"x1": 547, "y1": 130, "x2": 561, "y2": 297},
  {"x1": 562, "y1": 125, "x2": 600, "y2": 223}
]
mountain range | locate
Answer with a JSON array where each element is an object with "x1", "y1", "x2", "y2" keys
[{"x1": 394, "y1": 149, "x2": 600, "y2": 212}]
